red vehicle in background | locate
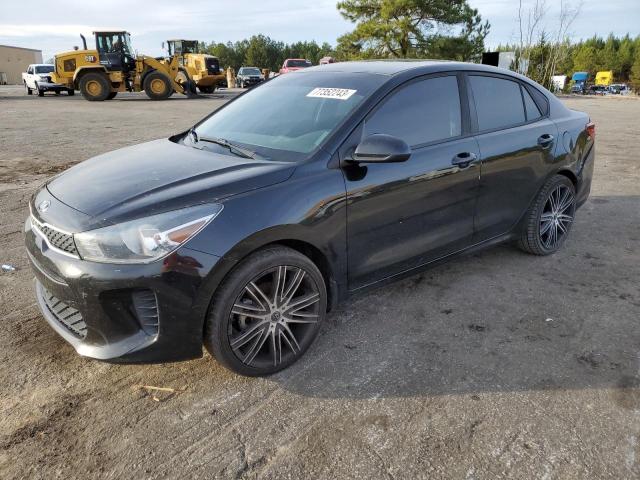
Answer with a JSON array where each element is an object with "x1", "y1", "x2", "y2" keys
[{"x1": 279, "y1": 58, "x2": 312, "y2": 75}]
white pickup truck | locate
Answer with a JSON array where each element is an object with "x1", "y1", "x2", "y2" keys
[{"x1": 22, "y1": 64, "x2": 74, "y2": 96}]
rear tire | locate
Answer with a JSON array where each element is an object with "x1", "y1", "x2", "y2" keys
[
  {"x1": 106, "y1": 91, "x2": 117, "y2": 100},
  {"x1": 518, "y1": 175, "x2": 576, "y2": 256},
  {"x1": 143, "y1": 71, "x2": 172, "y2": 100},
  {"x1": 204, "y1": 246, "x2": 327, "y2": 376},
  {"x1": 79, "y1": 72, "x2": 111, "y2": 101}
]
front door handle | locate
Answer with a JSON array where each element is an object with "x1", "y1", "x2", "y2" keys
[
  {"x1": 451, "y1": 152, "x2": 477, "y2": 168},
  {"x1": 538, "y1": 134, "x2": 555, "y2": 147}
]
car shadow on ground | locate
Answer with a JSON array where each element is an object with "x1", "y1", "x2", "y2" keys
[{"x1": 270, "y1": 195, "x2": 640, "y2": 405}]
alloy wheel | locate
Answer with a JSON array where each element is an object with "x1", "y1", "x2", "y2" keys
[
  {"x1": 228, "y1": 265, "x2": 321, "y2": 369},
  {"x1": 539, "y1": 184, "x2": 575, "y2": 250}
]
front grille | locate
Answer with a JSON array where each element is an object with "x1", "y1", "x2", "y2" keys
[
  {"x1": 131, "y1": 290, "x2": 159, "y2": 336},
  {"x1": 31, "y1": 217, "x2": 78, "y2": 256},
  {"x1": 41, "y1": 285, "x2": 87, "y2": 339}
]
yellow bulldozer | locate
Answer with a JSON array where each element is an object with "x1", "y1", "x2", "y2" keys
[
  {"x1": 51, "y1": 31, "x2": 196, "y2": 101},
  {"x1": 164, "y1": 39, "x2": 226, "y2": 93}
]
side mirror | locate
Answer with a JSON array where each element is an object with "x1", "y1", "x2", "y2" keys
[{"x1": 352, "y1": 134, "x2": 411, "y2": 163}]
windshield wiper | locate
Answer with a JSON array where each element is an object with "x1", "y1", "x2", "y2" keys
[{"x1": 189, "y1": 129, "x2": 259, "y2": 160}]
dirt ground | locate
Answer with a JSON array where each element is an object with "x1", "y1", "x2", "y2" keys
[{"x1": 1, "y1": 86, "x2": 639, "y2": 480}]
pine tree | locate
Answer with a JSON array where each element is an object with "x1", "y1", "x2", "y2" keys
[{"x1": 336, "y1": 0, "x2": 490, "y2": 60}]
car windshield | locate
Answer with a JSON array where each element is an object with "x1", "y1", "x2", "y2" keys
[
  {"x1": 286, "y1": 60, "x2": 311, "y2": 68},
  {"x1": 193, "y1": 71, "x2": 384, "y2": 160},
  {"x1": 241, "y1": 68, "x2": 261, "y2": 75},
  {"x1": 35, "y1": 65, "x2": 54, "y2": 74}
]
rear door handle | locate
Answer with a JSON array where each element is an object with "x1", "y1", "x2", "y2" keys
[
  {"x1": 451, "y1": 152, "x2": 477, "y2": 168},
  {"x1": 538, "y1": 134, "x2": 554, "y2": 147}
]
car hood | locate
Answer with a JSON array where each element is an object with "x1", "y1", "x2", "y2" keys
[{"x1": 46, "y1": 138, "x2": 295, "y2": 225}]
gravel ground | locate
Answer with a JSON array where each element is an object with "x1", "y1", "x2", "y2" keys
[{"x1": 1, "y1": 85, "x2": 639, "y2": 479}]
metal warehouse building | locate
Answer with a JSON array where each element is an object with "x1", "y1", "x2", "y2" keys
[{"x1": 0, "y1": 45, "x2": 43, "y2": 85}]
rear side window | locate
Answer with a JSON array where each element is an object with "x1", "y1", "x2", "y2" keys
[
  {"x1": 522, "y1": 86, "x2": 542, "y2": 120},
  {"x1": 469, "y1": 76, "x2": 525, "y2": 131},
  {"x1": 365, "y1": 75, "x2": 461, "y2": 147}
]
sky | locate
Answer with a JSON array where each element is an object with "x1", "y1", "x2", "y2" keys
[{"x1": 0, "y1": 0, "x2": 638, "y2": 61}]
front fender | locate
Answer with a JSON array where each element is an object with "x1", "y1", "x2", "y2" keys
[
  {"x1": 186, "y1": 158, "x2": 349, "y2": 322},
  {"x1": 73, "y1": 66, "x2": 108, "y2": 84}
]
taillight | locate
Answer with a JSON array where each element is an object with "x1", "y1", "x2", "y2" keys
[{"x1": 586, "y1": 121, "x2": 595, "y2": 140}]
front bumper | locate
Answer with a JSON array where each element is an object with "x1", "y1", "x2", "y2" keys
[
  {"x1": 25, "y1": 203, "x2": 227, "y2": 363},
  {"x1": 37, "y1": 81, "x2": 68, "y2": 92},
  {"x1": 238, "y1": 77, "x2": 263, "y2": 86}
]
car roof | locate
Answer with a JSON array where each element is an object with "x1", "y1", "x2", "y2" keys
[{"x1": 303, "y1": 60, "x2": 520, "y2": 77}]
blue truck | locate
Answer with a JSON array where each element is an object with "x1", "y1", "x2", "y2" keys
[{"x1": 571, "y1": 72, "x2": 589, "y2": 94}]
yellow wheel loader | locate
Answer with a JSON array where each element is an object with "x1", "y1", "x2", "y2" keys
[
  {"x1": 51, "y1": 31, "x2": 196, "y2": 101},
  {"x1": 164, "y1": 40, "x2": 226, "y2": 94}
]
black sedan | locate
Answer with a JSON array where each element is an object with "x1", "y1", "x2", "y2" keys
[{"x1": 26, "y1": 61, "x2": 595, "y2": 376}]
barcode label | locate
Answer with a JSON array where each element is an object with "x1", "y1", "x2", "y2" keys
[{"x1": 307, "y1": 88, "x2": 357, "y2": 100}]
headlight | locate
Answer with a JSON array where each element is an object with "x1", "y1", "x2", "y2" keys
[{"x1": 74, "y1": 204, "x2": 223, "y2": 264}]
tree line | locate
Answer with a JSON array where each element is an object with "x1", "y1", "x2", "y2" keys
[
  {"x1": 201, "y1": 36, "x2": 336, "y2": 73},
  {"x1": 499, "y1": 34, "x2": 640, "y2": 89}
]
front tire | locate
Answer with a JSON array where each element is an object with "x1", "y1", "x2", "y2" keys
[
  {"x1": 518, "y1": 175, "x2": 576, "y2": 255},
  {"x1": 35, "y1": 83, "x2": 44, "y2": 97},
  {"x1": 25, "y1": 82, "x2": 32, "y2": 95},
  {"x1": 143, "y1": 71, "x2": 172, "y2": 100},
  {"x1": 204, "y1": 246, "x2": 327, "y2": 376},
  {"x1": 67, "y1": 89, "x2": 75, "y2": 96},
  {"x1": 198, "y1": 85, "x2": 215, "y2": 94},
  {"x1": 79, "y1": 72, "x2": 111, "y2": 101},
  {"x1": 106, "y1": 91, "x2": 117, "y2": 100}
]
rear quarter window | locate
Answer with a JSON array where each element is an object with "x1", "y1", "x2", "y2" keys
[
  {"x1": 522, "y1": 86, "x2": 542, "y2": 121},
  {"x1": 470, "y1": 75, "x2": 526, "y2": 131}
]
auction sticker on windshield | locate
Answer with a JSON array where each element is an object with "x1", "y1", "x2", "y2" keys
[{"x1": 307, "y1": 88, "x2": 357, "y2": 100}]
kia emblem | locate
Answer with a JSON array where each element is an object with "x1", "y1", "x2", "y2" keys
[{"x1": 38, "y1": 200, "x2": 51, "y2": 213}]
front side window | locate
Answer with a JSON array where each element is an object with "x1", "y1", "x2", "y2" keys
[
  {"x1": 193, "y1": 72, "x2": 384, "y2": 158},
  {"x1": 364, "y1": 75, "x2": 462, "y2": 147},
  {"x1": 470, "y1": 76, "x2": 526, "y2": 131}
]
